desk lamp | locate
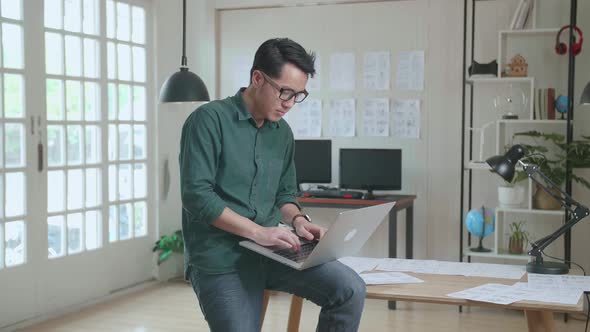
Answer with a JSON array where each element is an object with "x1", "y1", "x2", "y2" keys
[{"x1": 486, "y1": 145, "x2": 590, "y2": 274}]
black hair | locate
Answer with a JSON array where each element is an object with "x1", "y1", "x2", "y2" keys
[{"x1": 249, "y1": 38, "x2": 316, "y2": 83}]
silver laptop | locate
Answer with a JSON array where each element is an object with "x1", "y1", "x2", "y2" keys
[{"x1": 239, "y1": 202, "x2": 395, "y2": 270}]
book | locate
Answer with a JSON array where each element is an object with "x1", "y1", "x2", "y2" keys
[{"x1": 547, "y1": 88, "x2": 556, "y2": 120}]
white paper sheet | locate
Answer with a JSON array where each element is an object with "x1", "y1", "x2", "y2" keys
[
  {"x1": 392, "y1": 99, "x2": 420, "y2": 139},
  {"x1": 447, "y1": 283, "x2": 523, "y2": 305},
  {"x1": 307, "y1": 55, "x2": 321, "y2": 91},
  {"x1": 362, "y1": 98, "x2": 389, "y2": 137},
  {"x1": 363, "y1": 51, "x2": 390, "y2": 90},
  {"x1": 328, "y1": 99, "x2": 355, "y2": 137},
  {"x1": 527, "y1": 273, "x2": 590, "y2": 292},
  {"x1": 361, "y1": 272, "x2": 424, "y2": 285},
  {"x1": 285, "y1": 99, "x2": 322, "y2": 138},
  {"x1": 338, "y1": 256, "x2": 383, "y2": 274},
  {"x1": 329, "y1": 53, "x2": 355, "y2": 91},
  {"x1": 396, "y1": 50, "x2": 424, "y2": 91},
  {"x1": 232, "y1": 55, "x2": 251, "y2": 92}
]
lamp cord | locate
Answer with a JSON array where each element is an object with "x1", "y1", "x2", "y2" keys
[
  {"x1": 181, "y1": 0, "x2": 187, "y2": 66},
  {"x1": 541, "y1": 252, "x2": 590, "y2": 331}
]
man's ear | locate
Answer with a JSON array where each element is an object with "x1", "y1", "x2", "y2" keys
[{"x1": 251, "y1": 70, "x2": 264, "y2": 87}]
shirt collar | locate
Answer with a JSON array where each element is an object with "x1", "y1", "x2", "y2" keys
[{"x1": 233, "y1": 88, "x2": 280, "y2": 129}]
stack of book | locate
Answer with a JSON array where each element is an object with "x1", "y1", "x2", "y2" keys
[
  {"x1": 534, "y1": 88, "x2": 559, "y2": 120},
  {"x1": 510, "y1": 0, "x2": 534, "y2": 30}
]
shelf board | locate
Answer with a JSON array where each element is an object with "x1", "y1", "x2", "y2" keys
[
  {"x1": 466, "y1": 77, "x2": 533, "y2": 85},
  {"x1": 497, "y1": 119, "x2": 568, "y2": 124},
  {"x1": 496, "y1": 207, "x2": 565, "y2": 216},
  {"x1": 465, "y1": 161, "x2": 491, "y2": 170},
  {"x1": 463, "y1": 250, "x2": 530, "y2": 261},
  {"x1": 500, "y1": 28, "x2": 560, "y2": 36}
]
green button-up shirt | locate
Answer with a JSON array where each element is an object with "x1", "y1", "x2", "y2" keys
[{"x1": 179, "y1": 89, "x2": 301, "y2": 274}]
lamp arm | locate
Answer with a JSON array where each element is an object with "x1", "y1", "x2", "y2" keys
[{"x1": 181, "y1": 0, "x2": 187, "y2": 67}]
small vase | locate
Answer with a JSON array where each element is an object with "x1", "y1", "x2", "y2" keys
[
  {"x1": 508, "y1": 236, "x2": 524, "y2": 254},
  {"x1": 532, "y1": 185, "x2": 562, "y2": 210},
  {"x1": 498, "y1": 185, "x2": 525, "y2": 208}
]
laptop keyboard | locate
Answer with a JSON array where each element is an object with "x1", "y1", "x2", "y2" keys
[{"x1": 273, "y1": 238, "x2": 318, "y2": 263}]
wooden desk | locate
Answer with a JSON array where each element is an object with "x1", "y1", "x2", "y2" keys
[
  {"x1": 366, "y1": 272, "x2": 584, "y2": 332},
  {"x1": 297, "y1": 194, "x2": 417, "y2": 309}
]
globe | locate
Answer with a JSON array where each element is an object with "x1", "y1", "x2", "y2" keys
[
  {"x1": 555, "y1": 95, "x2": 568, "y2": 119},
  {"x1": 465, "y1": 207, "x2": 495, "y2": 238}
]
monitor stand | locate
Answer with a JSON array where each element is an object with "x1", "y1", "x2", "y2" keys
[{"x1": 362, "y1": 189, "x2": 376, "y2": 200}]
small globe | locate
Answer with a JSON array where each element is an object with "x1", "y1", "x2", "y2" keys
[
  {"x1": 555, "y1": 95, "x2": 569, "y2": 115},
  {"x1": 465, "y1": 207, "x2": 495, "y2": 238}
]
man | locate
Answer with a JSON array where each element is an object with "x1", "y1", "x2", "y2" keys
[{"x1": 180, "y1": 38, "x2": 365, "y2": 332}]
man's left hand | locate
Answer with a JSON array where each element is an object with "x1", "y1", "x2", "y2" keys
[{"x1": 293, "y1": 218, "x2": 326, "y2": 241}]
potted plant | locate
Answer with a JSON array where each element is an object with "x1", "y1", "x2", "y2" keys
[
  {"x1": 152, "y1": 230, "x2": 184, "y2": 265},
  {"x1": 509, "y1": 131, "x2": 590, "y2": 209},
  {"x1": 508, "y1": 221, "x2": 529, "y2": 254}
]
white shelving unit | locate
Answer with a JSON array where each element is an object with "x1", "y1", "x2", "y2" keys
[{"x1": 461, "y1": 0, "x2": 568, "y2": 261}]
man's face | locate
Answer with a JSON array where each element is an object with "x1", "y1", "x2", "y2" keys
[{"x1": 252, "y1": 63, "x2": 308, "y2": 122}]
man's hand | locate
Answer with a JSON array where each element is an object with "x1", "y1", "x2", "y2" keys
[
  {"x1": 293, "y1": 218, "x2": 327, "y2": 241},
  {"x1": 251, "y1": 226, "x2": 302, "y2": 251}
]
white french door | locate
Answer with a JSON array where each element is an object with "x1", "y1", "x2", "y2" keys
[{"x1": 0, "y1": 0, "x2": 155, "y2": 328}]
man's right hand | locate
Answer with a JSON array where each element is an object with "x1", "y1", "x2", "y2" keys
[{"x1": 251, "y1": 226, "x2": 301, "y2": 252}]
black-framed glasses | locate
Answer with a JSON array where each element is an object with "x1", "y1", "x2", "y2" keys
[{"x1": 261, "y1": 72, "x2": 309, "y2": 103}]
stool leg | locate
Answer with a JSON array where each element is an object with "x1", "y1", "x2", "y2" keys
[
  {"x1": 287, "y1": 296, "x2": 303, "y2": 332},
  {"x1": 260, "y1": 290, "x2": 271, "y2": 331}
]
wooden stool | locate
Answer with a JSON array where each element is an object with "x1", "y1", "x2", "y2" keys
[{"x1": 260, "y1": 290, "x2": 303, "y2": 332}]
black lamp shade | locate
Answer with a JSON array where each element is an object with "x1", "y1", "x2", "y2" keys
[
  {"x1": 581, "y1": 81, "x2": 590, "y2": 105},
  {"x1": 485, "y1": 144, "x2": 526, "y2": 182},
  {"x1": 159, "y1": 67, "x2": 210, "y2": 103}
]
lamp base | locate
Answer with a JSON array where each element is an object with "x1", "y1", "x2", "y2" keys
[
  {"x1": 526, "y1": 261, "x2": 569, "y2": 274},
  {"x1": 470, "y1": 246, "x2": 492, "y2": 253}
]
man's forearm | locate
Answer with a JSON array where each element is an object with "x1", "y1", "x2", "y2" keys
[
  {"x1": 210, "y1": 208, "x2": 264, "y2": 240},
  {"x1": 280, "y1": 203, "x2": 305, "y2": 227}
]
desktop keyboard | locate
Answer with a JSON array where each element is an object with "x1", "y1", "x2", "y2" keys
[
  {"x1": 273, "y1": 238, "x2": 318, "y2": 263},
  {"x1": 299, "y1": 190, "x2": 363, "y2": 199}
]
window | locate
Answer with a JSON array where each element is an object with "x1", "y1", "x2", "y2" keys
[{"x1": 0, "y1": 0, "x2": 26, "y2": 269}]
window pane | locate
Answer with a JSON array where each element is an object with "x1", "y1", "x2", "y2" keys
[
  {"x1": 65, "y1": 35, "x2": 81, "y2": 76},
  {"x1": 131, "y1": 6, "x2": 145, "y2": 44},
  {"x1": 108, "y1": 165, "x2": 116, "y2": 201},
  {"x1": 106, "y1": 0, "x2": 115, "y2": 39},
  {"x1": 5, "y1": 220, "x2": 25, "y2": 267},
  {"x1": 4, "y1": 74, "x2": 24, "y2": 118},
  {"x1": 83, "y1": 38, "x2": 99, "y2": 78},
  {"x1": 67, "y1": 169, "x2": 83, "y2": 210},
  {"x1": 107, "y1": 42, "x2": 116, "y2": 79},
  {"x1": 133, "y1": 163, "x2": 146, "y2": 198},
  {"x1": 116, "y1": 3, "x2": 130, "y2": 41},
  {"x1": 2, "y1": 23, "x2": 23, "y2": 69},
  {"x1": 84, "y1": 82, "x2": 99, "y2": 121},
  {"x1": 133, "y1": 125, "x2": 145, "y2": 159},
  {"x1": 119, "y1": 124, "x2": 131, "y2": 160},
  {"x1": 133, "y1": 86, "x2": 146, "y2": 121},
  {"x1": 5, "y1": 123, "x2": 24, "y2": 168},
  {"x1": 85, "y1": 125, "x2": 100, "y2": 164},
  {"x1": 118, "y1": 163, "x2": 131, "y2": 200},
  {"x1": 134, "y1": 201, "x2": 146, "y2": 237},
  {"x1": 132, "y1": 47, "x2": 145, "y2": 82},
  {"x1": 66, "y1": 80, "x2": 82, "y2": 120},
  {"x1": 117, "y1": 44, "x2": 131, "y2": 81},
  {"x1": 48, "y1": 170, "x2": 65, "y2": 213},
  {"x1": 82, "y1": 0, "x2": 98, "y2": 35},
  {"x1": 67, "y1": 213, "x2": 82, "y2": 254},
  {"x1": 119, "y1": 203, "x2": 132, "y2": 240},
  {"x1": 46, "y1": 79, "x2": 64, "y2": 121},
  {"x1": 108, "y1": 124, "x2": 117, "y2": 161},
  {"x1": 2, "y1": 0, "x2": 22, "y2": 20},
  {"x1": 85, "y1": 167, "x2": 100, "y2": 207},
  {"x1": 0, "y1": 175, "x2": 3, "y2": 218},
  {"x1": 45, "y1": 33, "x2": 64, "y2": 75},
  {"x1": 47, "y1": 125, "x2": 65, "y2": 166},
  {"x1": 118, "y1": 84, "x2": 131, "y2": 120},
  {"x1": 67, "y1": 125, "x2": 82, "y2": 165},
  {"x1": 108, "y1": 205, "x2": 117, "y2": 242},
  {"x1": 108, "y1": 83, "x2": 116, "y2": 120},
  {"x1": 85, "y1": 210, "x2": 100, "y2": 250},
  {"x1": 0, "y1": 126, "x2": 3, "y2": 167},
  {"x1": 64, "y1": 0, "x2": 81, "y2": 32},
  {"x1": 5, "y1": 172, "x2": 24, "y2": 217},
  {"x1": 44, "y1": 0, "x2": 63, "y2": 29},
  {"x1": 48, "y1": 215, "x2": 65, "y2": 258}
]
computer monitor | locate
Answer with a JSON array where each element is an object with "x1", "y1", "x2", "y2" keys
[
  {"x1": 339, "y1": 148, "x2": 402, "y2": 198},
  {"x1": 294, "y1": 140, "x2": 332, "y2": 188}
]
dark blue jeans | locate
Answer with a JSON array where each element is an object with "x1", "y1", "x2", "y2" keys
[{"x1": 188, "y1": 255, "x2": 366, "y2": 332}]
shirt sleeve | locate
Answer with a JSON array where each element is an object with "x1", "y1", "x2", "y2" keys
[
  {"x1": 275, "y1": 131, "x2": 301, "y2": 211},
  {"x1": 179, "y1": 108, "x2": 227, "y2": 224}
]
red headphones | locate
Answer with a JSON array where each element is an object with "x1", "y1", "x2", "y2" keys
[{"x1": 555, "y1": 25, "x2": 584, "y2": 56}]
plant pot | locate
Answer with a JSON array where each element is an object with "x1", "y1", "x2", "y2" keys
[
  {"x1": 498, "y1": 185, "x2": 525, "y2": 208},
  {"x1": 532, "y1": 186, "x2": 562, "y2": 210},
  {"x1": 508, "y1": 236, "x2": 524, "y2": 254}
]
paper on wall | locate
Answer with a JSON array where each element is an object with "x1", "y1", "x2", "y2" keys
[
  {"x1": 362, "y1": 98, "x2": 389, "y2": 137},
  {"x1": 307, "y1": 55, "x2": 321, "y2": 91},
  {"x1": 364, "y1": 51, "x2": 390, "y2": 90},
  {"x1": 396, "y1": 50, "x2": 424, "y2": 91},
  {"x1": 329, "y1": 53, "x2": 355, "y2": 91},
  {"x1": 392, "y1": 99, "x2": 420, "y2": 139},
  {"x1": 285, "y1": 99, "x2": 322, "y2": 138},
  {"x1": 328, "y1": 99, "x2": 355, "y2": 137}
]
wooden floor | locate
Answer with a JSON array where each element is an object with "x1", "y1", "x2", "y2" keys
[{"x1": 19, "y1": 280, "x2": 587, "y2": 332}]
